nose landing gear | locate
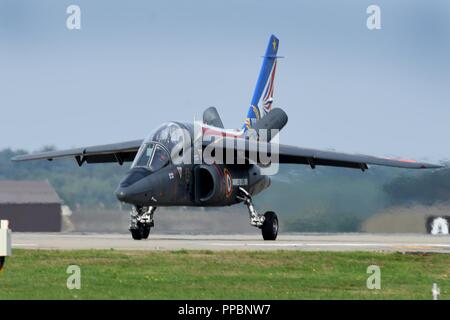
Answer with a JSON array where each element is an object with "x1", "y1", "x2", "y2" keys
[
  {"x1": 238, "y1": 187, "x2": 278, "y2": 240},
  {"x1": 129, "y1": 206, "x2": 157, "y2": 240}
]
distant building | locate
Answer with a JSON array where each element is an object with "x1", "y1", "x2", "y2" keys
[{"x1": 0, "y1": 180, "x2": 62, "y2": 231}]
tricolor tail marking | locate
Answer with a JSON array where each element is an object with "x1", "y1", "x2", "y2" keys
[{"x1": 243, "y1": 34, "x2": 280, "y2": 131}]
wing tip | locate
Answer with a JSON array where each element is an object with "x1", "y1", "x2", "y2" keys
[
  {"x1": 419, "y1": 163, "x2": 445, "y2": 169},
  {"x1": 11, "y1": 155, "x2": 24, "y2": 162},
  {"x1": 10, "y1": 154, "x2": 50, "y2": 162},
  {"x1": 387, "y1": 157, "x2": 445, "y2": 169}
]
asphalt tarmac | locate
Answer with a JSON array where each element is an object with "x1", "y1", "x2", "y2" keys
[{"x1": 11, "y1": 232, "x2": 450, "y2": 253}]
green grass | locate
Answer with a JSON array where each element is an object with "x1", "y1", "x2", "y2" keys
[{"x1": 0, "y1": 249, "x2": 449, "y2": 299}]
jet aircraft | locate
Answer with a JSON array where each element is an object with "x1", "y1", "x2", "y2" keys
[{"x1": 12, "y1": 35, "x2": 442, "y2": 240}]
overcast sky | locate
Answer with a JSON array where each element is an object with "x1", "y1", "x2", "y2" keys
[{"x1": 1, "y1": 0, "x2": 449, "y2": 162}]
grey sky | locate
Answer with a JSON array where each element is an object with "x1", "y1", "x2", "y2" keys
[{"x1": 1, "y1": 0, "x2": 449, "y2": 162}]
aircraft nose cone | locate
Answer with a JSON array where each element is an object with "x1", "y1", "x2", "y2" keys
[{"x1": 115, "y1": 188, "x2": 129, "y2": 202}]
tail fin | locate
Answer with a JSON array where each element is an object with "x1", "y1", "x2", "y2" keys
[{"x1": 243, "y1": 34, "x2": 280, "y2": 131}]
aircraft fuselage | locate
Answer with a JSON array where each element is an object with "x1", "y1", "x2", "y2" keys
[{"x1": 115, "y1": 161, "x2": 270, "y2": 207}]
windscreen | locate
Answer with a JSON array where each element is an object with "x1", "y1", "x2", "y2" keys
[
  {"x1": 131, "y1": 143, "x2": 169, "y2": 171},
  {"x1": 149, "y1": 145, "x2": 169, "y2": 171}
]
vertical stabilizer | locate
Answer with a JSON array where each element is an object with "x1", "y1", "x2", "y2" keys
[{"x1": 243, "y1": 35, "x2": 280, "y2": 130}]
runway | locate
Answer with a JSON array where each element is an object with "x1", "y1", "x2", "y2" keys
[{"x1": 11, "y1": 232, "x2": 450, "y2": 253}]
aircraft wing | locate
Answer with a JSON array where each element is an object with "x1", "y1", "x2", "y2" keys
[
  {"x1": 275, "y1": 143, "x2": 441, "y2": 169},
  {"x1": 203, "y1": 138, "x2": 442, "y2": 170},
  {"x1": 12, "y1": 136, "x2": 442, "y2": 170},
  {"x1": 11, "y1": 139, "x2": 143, "y2": 166}
]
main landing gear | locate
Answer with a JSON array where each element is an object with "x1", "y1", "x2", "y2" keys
[
  {"x1": 129, "y1": 206, "x2": 157, "y2": 240},
  {"x1": 238, "y1": 187, "x2": 278, "y2": 241},
  {"x1": 0, "y1": 257, "x2": 5, "y2": 271}
]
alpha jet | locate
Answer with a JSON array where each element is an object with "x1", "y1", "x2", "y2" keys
[{"x1": 12, "y1": 35, "x2": 442, "y2": 240}]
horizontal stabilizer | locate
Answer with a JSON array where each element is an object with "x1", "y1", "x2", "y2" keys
[{"x1": 253, "y1": 108, "x2": 288, "y2": 141}]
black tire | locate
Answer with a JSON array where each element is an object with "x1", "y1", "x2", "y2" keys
[
  {"x1": 130, "y1": 223, "x2": 151, "y2": 240},
  {"x1": 0, "y1": 257, "x2": 5, "y2": 271},
  {"x1": 130, "y1": 228, "x2": 143, "y2": 240},
  {"x1": 141, "y1": 226, "x2": 151, "y2": 239},
  {"x1": 261, "y1": 211, "x2": 278, "y2": 240}
]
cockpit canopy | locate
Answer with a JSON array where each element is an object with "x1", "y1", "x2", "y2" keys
[
  {"x1": 147, "y1": 122, "x2": 187, "y2": 150},
  {"x1": 131, "y1": 122, "x2": 190, "y2": 171}
]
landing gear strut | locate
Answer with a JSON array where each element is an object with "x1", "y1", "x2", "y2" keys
[
  {"x1": 129, "y1": 206, "x2": 157, "y2": 240},
  {"x1": 238, "y1": 187, "x2": 278, "y2": 240}
]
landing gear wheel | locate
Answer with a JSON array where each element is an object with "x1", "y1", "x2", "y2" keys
[
  {"x1": 238, "y1": 188, "x2": 278, "y2": 240},
  {"x1": 0, "y1": 257, "x2": 5, "y2": 271},
  {"x1": 129, "y1": 206, "x2": 156, "y2": 240},
  {"x1": 141, "y1": 225, "x2": 151, "y2": 239},
  {"x1": 261, "y1": 211, "x2": 278, "y2": 241},
  {"x1": 130, "y1": 228, "x2": 143, "y2": 240},
  {"x1": 130, "y1": 223, "x2": 151, "y2": 240}
]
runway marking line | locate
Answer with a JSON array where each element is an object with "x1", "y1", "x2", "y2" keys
[
  {"x1": 210, "y1": 242, "x2": 450, "y2": 248},
  {"x1": 13, "y1": 243, "x2": 38, "y2": 247}
]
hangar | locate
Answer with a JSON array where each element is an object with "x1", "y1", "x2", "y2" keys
[{"x1": 0, "y1": 180, "x2": 62, "y2": 231}]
